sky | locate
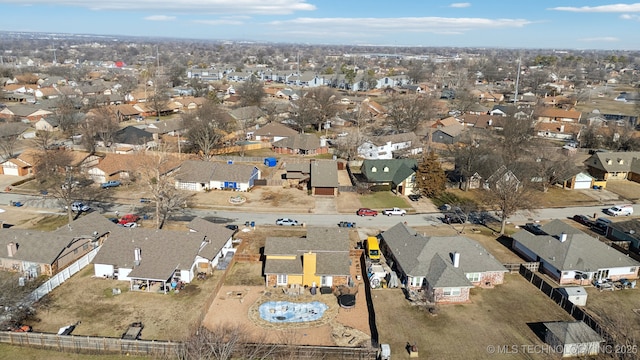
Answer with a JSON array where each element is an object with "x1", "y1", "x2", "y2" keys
[{"x1": 1, "y1": 1, "x2": 640, "y2": 50}]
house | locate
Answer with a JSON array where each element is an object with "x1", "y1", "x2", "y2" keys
[
  {"x1": 34, "y1": 116, "x2": 60, "y2": 132},
  {"x1": 379, "y1": 223, "x2": 508, "y2": 304},
  {"x1": 0, "y1": 212, "x2": 115, "y2": 276},
  {"x1": 92, "y1": 220, "x2": 234, "y2": 291},
  {"x1": 584, "y1": 151, "x2": 640, "y2": 181},
  {"x1": 186, "y1": 218, "x2": 237, "y2": 271},
  {"x1": 357, "y1": 132, "x2": 421, "y2": 160},
  {"x1": 431, "y1": 123, "x2": 465, "y2": 144},
  {"x1": 0, "y1": 104, "x2": 53, "y2": 122},
  {"x1": 606, "y1": 219, "x2": 640, "y2": 251},
  {"x1": 87, "y1": 153, "x2": 182, "y2": 184},
  {"x1": 483, "y1": 165, "x2": 521, "y2": 190},
  {"x1": 284, "y1": 162, "x2": 310, "y2": 185},
  {"x1": 112, "y1": 126, "x2": 155, "y2": 150},
  {"x1": 511, "y1": 219, "x2": 640, "y2": 285},
  {"x1": 310, "y1": 160, "x2": 339, "y2": 196},
  {"x1": 272, "y1": 133, "x2": 328, "y2": 155},
  {"x1": 562, "y1": 171, "x2": 595, "y2": 190},
  {"x1": 229, "y1": 106, "x2": 266, "y2": 127},
  {"x1": 145, "y1": 118, "x2": 185, "y2": 139},
  {"x1": 543, "y1": 321, "x2": 604, "y2": 358},
  {"x1": 173, "y1": 96, "x2": 205, "y2": 113},
  {"x1": 534, "y1": 122, "x2": 582, "y2": 141},
  {"x1": 263, "y1": 227, "x2": 351, "y2": 289},
  {"x1": 1, "y1": 149, "x2": 98, "y2": 177},
  {"x1": 253, "y1": 122, "x2": 298, "y2": 142},
  {"x1": 534, "y1": 108, "x2": 582, "y2": 123},
  {"x1": 360, "y1": 159, "x2": 417, "y2": 195},
  {"x1": 174, "y1": 160, "x2": 260, "y2": 192}
]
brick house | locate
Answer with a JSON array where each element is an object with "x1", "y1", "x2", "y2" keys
[
  {"x1": 272, "y1": 133, "x2": 328, "y2": 155},
  {"x1": 263, "y1": 227, "x2": 351, "y2": 290},
  {"x1": 379, "y1": 222, "x2": 507, "y2": 304}
]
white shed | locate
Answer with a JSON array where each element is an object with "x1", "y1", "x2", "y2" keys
[{"x1": 559, "y1": 286, "x2": 588, "y2": 306}]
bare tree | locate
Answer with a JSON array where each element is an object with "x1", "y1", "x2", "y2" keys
[
  {"x1": 527, "y1": 146, "x2": 580, "y2": 192},
  {"x1": 482, "y1": 169, "x2": 538, "y2": 235},
  {"x1": 449, "y1": 131, "x2": 492, "y2": 191},
  {"x1": 31, "y1": 130, "x2": 56, "y2": 151},
  {"x1": 138, "y1": 149, "x2": 192, "y2": 229},
  {"x1": 385, "y1": 94, "x2": 435, "y2": 133},
  {"x1": 237, "y1": 74, "x2": 265, "y2": 107},
  {"x1": 53, "y1": 95, "x2": 81, "y2": 134},
  {"x1": 0, "y1": 123, "x2": 27, "y2": 160},
  {"x1": 183, "y1": 100, "x2": 235, "y2": 160},
  {"x1": 88, "y1": 106, "x2": 120, "y2": 148}
]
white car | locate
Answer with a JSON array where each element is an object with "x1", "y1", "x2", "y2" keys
[
  {"x1": 276, "y1": 218, "x2": 299, "y2": 226},
  {"x1": 67, "y1": 201, "x2": 90, "y2": 213},
  {"x1": 382, "y1": 207, "x2": 406, "y2": 216}
]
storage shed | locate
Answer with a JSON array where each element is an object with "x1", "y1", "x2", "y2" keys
[
  {"x1": 264, "y1": 157, "x2": 277, "y2": 167},
  {"x1": 559, "y1": 286, "x2": 588, "y2": 306}
]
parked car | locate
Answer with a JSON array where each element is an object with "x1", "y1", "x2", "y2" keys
[
  {"x1": 101, "y1": 180, "x2": 122, "y2": 189},
  {"x1": 121, "y1": 222, "x2": 138, "y2": 228},
  {"x1": 118, "y1": 214, "x2": 141, "y2": 225},
  {"x1": 276, "y1": 218, "x2": 299, "y2": 226},
  {"x1": 68, "y1": 201, "x2": 90, "y2": 213},
  {"x1": 443, "y1": 213, "x2": 465, "y2": 224},
  {"x1": 605, "y1": 204, "x2": 633, "y2": 216},
  {"x1": 357, "y1": 208, "x2": 378, "y2": 217},
  {"x1": 338, "y1": 221, "x2": 356, "y2": 228},
  {"x1": 382, "y1": 207, "x2": 406, "y2": 216},
  {"x1": 572, "y1": 214, "x2": 593, "y2": 226},
  {"x1": 408, "y1": 194, "x2": 422, "y2": 202}
]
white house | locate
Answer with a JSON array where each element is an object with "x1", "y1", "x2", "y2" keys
[
  {"x1": 512, "y1": 219, "x2": 640, "y2": 285},
  {"x1": 357, "y1": 132, "x2": 421, "y2": 160},
  {"x1": 174, "y1": 160, "x2": 261, "y2": 192}
]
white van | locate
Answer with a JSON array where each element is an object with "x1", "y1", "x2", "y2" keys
[{"x1": 606, "y1": 205, "x2": 634, "y2": 217}]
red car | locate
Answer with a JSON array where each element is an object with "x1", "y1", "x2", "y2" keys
[
  {"x1": 357, "y1": 208, "x2": 378, "y2": 217},
  {"x1": 118, "y1": 214, "x2": 141, "y2": 225}
]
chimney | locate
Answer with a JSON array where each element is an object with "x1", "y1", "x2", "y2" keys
[
  {"x1": 559, "y1": 233, "x2": 567, "y2": 242},
  {"x1": 560, "y1": 124, "x2": 565, "y2": 133},
  {"x1": 7, "y1": 242, "x2": 17, "y2": 257},
  {"x1": 452, "y1": 252, "x2": 460, "y2": 268},
  {"x1": 134, "y1": 247, "x2": 142, "y2": 266},
  {"x1": 488, "y1": 119, "x2": 493, "y2": 126}
]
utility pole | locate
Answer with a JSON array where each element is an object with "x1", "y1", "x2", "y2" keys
[{"x1": 513, "y1": 57, "x2": 521, "y2": 107}]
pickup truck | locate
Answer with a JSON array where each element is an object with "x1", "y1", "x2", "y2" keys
[
  {"x1": 382, "y1": 207, "x2": 406, "y2": 216},
  {"x1": 101, "y1": 180, "x2": 121, "y2": 189}
]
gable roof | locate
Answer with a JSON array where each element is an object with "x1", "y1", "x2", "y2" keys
[
  {"x1": 585, "y1": 151, "x2": 640, "y2": 173},
  {"x1": 272, "y1": 133, "x2": 321, "y2": 151},
  {"x1": 114, "y1": 126, "x2": 153, "y2": 145},
  {"x1": 511, "y1": 219, "x2": 640, "y2": 271},
  {"x1": 543, "y1": 321, "x2": 603, "y2": 344},
  {"x1": 253, "y1": 122, "x2": 298, "y2": 137},
  {"x1": 535, "y1": 107, "x2": 582, "y2": 120},
  {"x1": 380, "y1": 223, "x2": 506, "y2": 287},
  {"x1": 361, "y1": 159, "x2": 417, "y2": 183},
  {"x1": 310, "y1": 160, "x2": 339, "y2": 188},
  {"x1": 175, "y1": 160, "x2": 257, "y2": 183},
  {"x1": 185, "y1": 218, "x2": 236, "y2": 260},
  {"x1": 92, "y1": 227, "x2": 205, "y2": 281}
]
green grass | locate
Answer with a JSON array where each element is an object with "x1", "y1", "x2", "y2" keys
[
  {"x1": 359, "y1": 191, "x2": 409, "y2": 209},
  {"x1": 0, "y1": 344, "x2": 150, "y2": 360}
]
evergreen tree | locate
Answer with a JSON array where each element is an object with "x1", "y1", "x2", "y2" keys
[{"x1": 415, "y1": 151, "x2": 446, "y2": 198}]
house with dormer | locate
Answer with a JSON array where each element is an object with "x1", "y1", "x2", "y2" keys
[
  {"x1": 584, "y1": 151, "x2": 640, "y2": 181},
  {"x1": 360, "y1": 158, "x2": 417, "y2": 196}
]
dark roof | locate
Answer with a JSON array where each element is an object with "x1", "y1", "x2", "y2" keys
[
  {"x1": 253, "y1": 122, "x2": 297, "y2": 137},
  {"x1": 511, "y1": 219, "x2": 640, "y2": 271},
  {"x1": 361, "y1": 159, "x2": 417, "y2": 184},
  {"x1": 114, "y1": 126, "x2": 153, "y2": 145},
  {"x1": 186, "y1": 218, "x2": 235, "y2": 260},
  {"x1": 543, "y1": 321, "x2": 604, "y2": 345}
]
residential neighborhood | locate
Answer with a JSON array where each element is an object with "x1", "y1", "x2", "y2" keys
[{"x1": 1, "y1": 27, "x2": 640, "y2": 360}]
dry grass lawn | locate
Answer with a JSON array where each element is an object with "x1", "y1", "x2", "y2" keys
[
  {"x1": 604, "y1": 180, "x2": 640, "y2": 202},
  {"x1": 30, "y1": 264, "x2": 219, "y2": 341},
  {"x1": 372, "y1": 274, "x2": 575, "y2": 360}
]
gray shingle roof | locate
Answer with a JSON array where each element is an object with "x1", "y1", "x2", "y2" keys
[
  {"x1": 272, "y1": 133, "x2": 321, "y2": 151},
  {"x1": 543, "y1": 321, "x2": 604, "y2": 344},
  {"x1": 92, "y1": 227, "x2": 205, "y2": 281},
  {"x1": 186, "y1": 218, "x2": 235, "y2": 260},
  {"x1": 380, "y1": 223, "x2": 507, "y2": 287},
  {"x1": 175, "y1": 160, "x2": 258, "y2": 183},
  {"x1": 253, "y1": 122, "x2": 297, "y2": 137},
  {"x1": 511, "y1": 219, "x2": 640, "y2": 271},
  {"x1": 586, "y1": 151, "x2": 640, "y2": 173},
  {"x1": 361, "y1": 159, "x2": 417, "y2": 183},
  {"x1": 310, "y1": 160, "x2": 339, "y2": 188}
]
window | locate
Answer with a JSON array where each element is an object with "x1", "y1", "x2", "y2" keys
[
  {"x1": 443, "y1": 288, "x2": 461, "y2": 296},
  {"x1": 631, "y1": 267, "x2": 637, "y2": 273},
  {"x1": 466, "y1": 273, "x2": 481, "y2": 282},
  {"x1": 276, "y1": 274, "x2": 288, "y2": 286},
  {"x1": 371, "y1": 167, "x2": 377, "y2": 172},
  {"x1": 383, "y1": 166, "x2": 389, "y2": 172},
  {"x1": 410, "y1": 277, "x2": 423, "y2": 287}
]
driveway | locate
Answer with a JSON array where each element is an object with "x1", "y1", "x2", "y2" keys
[
  {"x1": 577, "y1": 188, "x2": 621, "y2": 204},
  {"x1": 314, "y1": 196, "x2": 337, "y2": 214}
]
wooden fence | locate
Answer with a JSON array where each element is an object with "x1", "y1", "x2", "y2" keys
[
  {"x1": 209, "y1": 143, "x2": 270, "y2": 155},
  {"x1": 518, "y1": 265, "x2": 614, "y2": 343}
]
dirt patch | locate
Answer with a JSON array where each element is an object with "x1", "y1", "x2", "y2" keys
[{"x1": 29, "y1": 265, "x2": 219, "y2": 341}]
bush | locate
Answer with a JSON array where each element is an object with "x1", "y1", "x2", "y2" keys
[{"x1": 369, "y1": 184, "x2": 391, "y2": 192}]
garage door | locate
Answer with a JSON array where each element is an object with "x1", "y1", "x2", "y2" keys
[
  {"x1": 573, "y1": 180, "x2": 592, "y2": 189},
  {"x1": 314, "y1": 187, "x2": 335, "y2": 196},
  {"x1": 2, "y1": 165, "x2": 19, "y2": 176}
]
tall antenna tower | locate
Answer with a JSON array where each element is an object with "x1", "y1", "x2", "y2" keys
[{"x1": 513, "y1": 57, "x2": 521, "y2": 106}]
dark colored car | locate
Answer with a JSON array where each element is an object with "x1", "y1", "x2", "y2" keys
[
  {"x1": 572, "y1": 214, "x2": 593, "y2": 226},
  {"x1": 443, "y1": 213, "x2": 464, "y2": 224},
  {"x1": 357, "y1": 208, "x2": 378, "y2": 216},
  {"x1": 408, "y1": 194, "x2": 422, "y2": 202},
  {"x1": 338, "y1": 221, "x2": 356, "y2": 228}
]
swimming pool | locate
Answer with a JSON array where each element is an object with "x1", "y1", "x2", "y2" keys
[{"x1": 258, "y1": 301, "x2": 328, "y2": 323}]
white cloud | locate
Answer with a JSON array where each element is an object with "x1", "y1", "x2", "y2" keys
[
  {"x1": 579, "y1": 36, "x2": 620, "y2": 42},
  {"x1": 621, "y1": 13, "x2": 640, "y2": 20},
  {"x1": 0, "y1": 0, "x2": 316, "y2": 14},
  {"x1": 144, "y1": 15, "x2": 175, "y2": 21},
  {"x1": 449, "y1": 2, "x2": 471, "y2": 8},
  {"x1": 549, "y1": 3, "x2": 640, "y2": 13},
  {"x1": 193, "y1": 19, "x2": 244, "y2": 26}
]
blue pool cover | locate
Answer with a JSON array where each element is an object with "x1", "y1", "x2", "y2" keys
[{"x1": 258, "y1": 301, "x2": 328, "y2": 323}]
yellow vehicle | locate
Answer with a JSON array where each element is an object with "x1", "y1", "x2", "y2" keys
[{"x1": 366, "y1": 236, "x2": 381, "y2": 262}]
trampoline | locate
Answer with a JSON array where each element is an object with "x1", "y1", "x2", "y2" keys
[{"x1": 338, "y1": 294, "x2": 356, "y2": 309}]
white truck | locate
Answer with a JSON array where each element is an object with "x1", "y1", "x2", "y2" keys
[
  {"x1": 606, "y1": 204, "x2": 634, "y2": 216},
  {"x1": 382, "y1": 207, "x2": 406, "y2": 216}
]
